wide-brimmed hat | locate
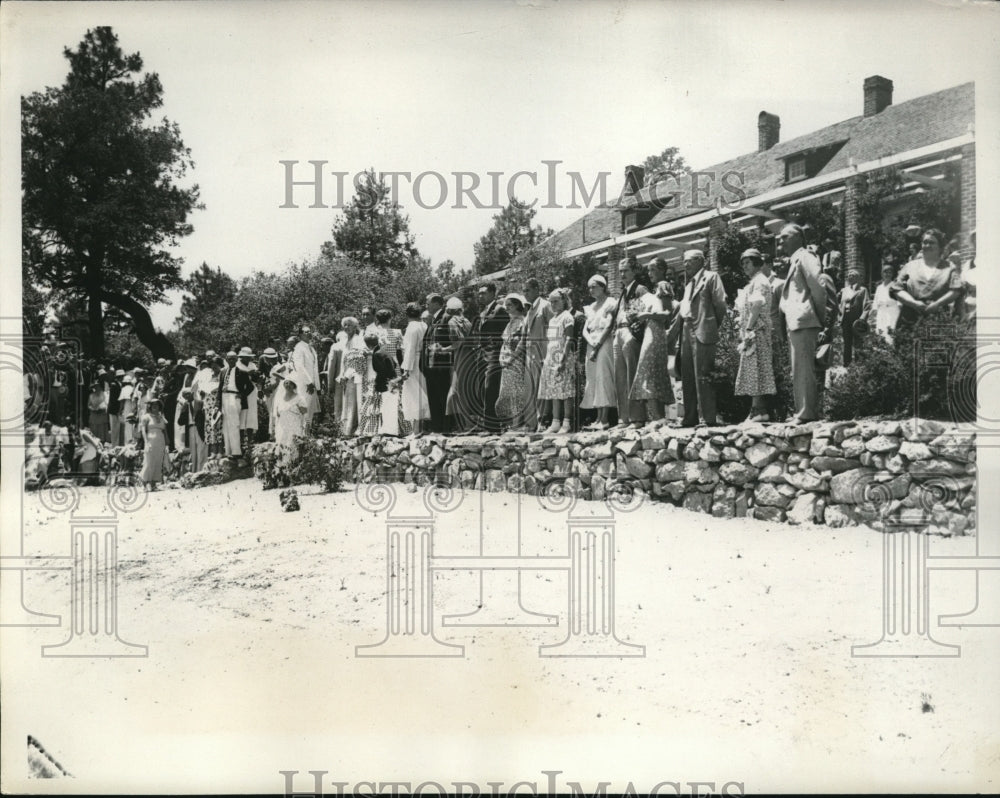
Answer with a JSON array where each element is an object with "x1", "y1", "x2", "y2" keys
[
  {"x1": 205, "y1": 349, "x2": 217, "y2": 358},
  {"x1": 115, "y1": 368, "x2": 125, "y2": 377},
  {"x1": 740, "y1": 248, "x2": 763, "y2": 262},
  {"x1": 226, "y1": 350, "x2": 238, "y2": 358},
  {"x1": 261, "y1": 348, "x2": 278, "y2": 358},
  {"x1": 238, "y1": 346, "x2": 254, "y2": 358},
  {"x1": 446, "y1": 297, "x2": 463, "y2": 311},
  {"x1": 181, "y1": 357, "x2": 198, "y2": 369},
  {"x1": 156, "y1": 358, "x2": 167, "y2": 366}
]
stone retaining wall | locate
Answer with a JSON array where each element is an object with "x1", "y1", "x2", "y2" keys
[{"x1": 343, "y1": 418, "x2": 976, "y2": 535}]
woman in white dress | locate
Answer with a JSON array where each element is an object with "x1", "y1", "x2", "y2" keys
[
  {"x1": 338, "y1": 316, "x2": 367, "y2": 437},
  {"x1": 580, "y1": 275, "x2": 617, "y2": 430},
  {"x1": 400, "y1": 302, "x2": 429, "y2": 434},
  {"x1": 272, "y1": 378, "x2": 310, "y2": 466},
  {"x1": 871, "y1": 263, "x2": 901, "y2": 340}
]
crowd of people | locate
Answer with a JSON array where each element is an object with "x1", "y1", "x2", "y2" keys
[{"x1": 22, "y1": 223, "x2": 976, "y2": 490}]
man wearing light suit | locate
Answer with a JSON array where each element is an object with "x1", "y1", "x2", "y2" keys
[
  {"x1": 672, "y1": 249, "x2": 727, "y2": 427},
  {"x1": 778, "y1": 223, "x2": 827, "y2": 423}
]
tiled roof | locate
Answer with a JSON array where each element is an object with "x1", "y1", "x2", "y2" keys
[{"x1": 549, "y1": 82, "x2": 974, "y2": 253}]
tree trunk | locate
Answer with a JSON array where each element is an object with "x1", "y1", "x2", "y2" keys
[
  {"x1": 88, "y1": 289, "x2": 105, "y2": 358},
  {"x1": 100, "y1": 290, "x2": 177, "y2": 361}
]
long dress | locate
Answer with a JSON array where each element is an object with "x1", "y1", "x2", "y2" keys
[
  {"x1": 340, "y1": 336, "x2": 369, "y2": 434},
  {"x1": 272, "y1": 386, "x2": 309, "y2": 465},
  {"x1": 400, "y1": 321, "x2": 429, "y2": 422},
  {"x1": 495, "y1": 317, "x2": 527, "y2": 421},
  {"x1": 445, "y1": 314, "x2": 474, "y2": 424},
  {"x1": 202, "y1": 375, "x2": 222, "y2": 448},
  {"x1": 735, "y1": 272, "x2": 776, "y2": 396},
  {"x1": 872, "y1": 282, "x2": 901, "y2": 339},
  {"x1": 581, "y1": 296, "x2": 617, "y2": 409},
  {"x1": 538, "y1": 310, "x2": 576, "y2": 400},
  {"x1": 139, "y1": 413, "x2": 169, "y2": 483},
  {"x1": 629, "y1": 290, "x2": 675, "y2": 404},
  {"x1": 290, "y1": 341, "x2": 321, "y2": 425}
]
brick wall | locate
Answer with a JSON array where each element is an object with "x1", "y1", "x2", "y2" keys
[
  {"x1": 844, "y1": 176, "x2": 862, "y2": 280},
  {"x1": 960, "y1": 142, "x2": 976, "y2": 237},
  {"x1": 708, "y1": 217, "x2": 726, "y2": 270},
  {"x1": 606, "y1": 245, "x2": 624, "y2": 295}
]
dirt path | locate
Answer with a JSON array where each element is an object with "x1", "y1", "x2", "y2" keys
[{"x1": 2, "y1": 480, "x2": 998, "y2": 793}]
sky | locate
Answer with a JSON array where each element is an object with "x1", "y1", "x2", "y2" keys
[{"x1": 3, "y1": 0, "x2": 999, "y2": 330}]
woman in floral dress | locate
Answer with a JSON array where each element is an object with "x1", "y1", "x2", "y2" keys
[
  {"x1": 735, "y1": 248, "x2": 775, "y2": 422},
  {"x1": 495, "y1": 293, "x2": 528, "y2": 426},
  {"x1": 537, "y1": 288, "x2": 576, "y2": 434},
  {"x1": 629, "y1": 258, "x2": 676, "y2": 424},
  {"x1": 201, "y1": 358, "x2": 223, "y2": 458}
]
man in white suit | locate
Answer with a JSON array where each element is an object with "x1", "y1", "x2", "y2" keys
[{"x1": 778, "y1": 223, "x2": 827, "y2": 423}]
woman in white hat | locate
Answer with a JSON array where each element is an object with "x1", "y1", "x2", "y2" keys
[{"x1": 580, "y1": 274, "x2": 617, "y2": 430}]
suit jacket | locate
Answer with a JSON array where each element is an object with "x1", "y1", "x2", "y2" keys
[
  {"x1": 217, "y1": 364, "x2": 255, "y2": 408},
  {"x1": 425, "y1": 308, "x2": 452, "y2": 370},
  {"x1": 678, "y1": 268, "x2": 727, "y2": 345},
  {"x1": 471, "y1": 300, "x2": 510, "y2": 366},
  {"x1": 819, "y1": 273, "x2": 839, "y2": 339},
  {"x1": 838, "y1": 285, "x2": 871, "y2": 323},
  {"x1": 520, "y1": 296, "x2": 553, "y2": 364},
  {"x1": 780, "y1": 247, "x2": 827, "y2": 331}
]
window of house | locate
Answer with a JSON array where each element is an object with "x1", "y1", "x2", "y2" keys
[
  {"x1": 623, "y1": 210, "x2": 638, "y2": 231},
  {"x1": 786, "y1": 157, "x2": 807, "y2": 182}
]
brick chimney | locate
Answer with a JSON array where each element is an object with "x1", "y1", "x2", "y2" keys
[
  {"x1": 758, "y1": 111, "x2": 780, "y2": 152},
  {"x1": 623, "y1": 164, "x2": 645, "y2": 195},
  {"x1": 863, "y1": 75, "x2": 893, "y2": 117}
]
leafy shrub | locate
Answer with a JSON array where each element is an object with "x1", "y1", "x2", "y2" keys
[
  {"x1": 252, "y1": 442, "x2": 288, "y2": 490},
  {"x1": 289, "y1": 435, "x2": 345, "y2": 493},
  {"x1": 253, "y1": 436, "x2": 346, "y2": 493},
  {"x1": 823, "y1": 313, "x2": 975, "y2": 421}
]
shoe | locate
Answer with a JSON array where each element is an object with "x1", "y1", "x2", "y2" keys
[
  {"x1": 749, "y1": 413, "x2": 770, "y2": 423},
  {"x1": 535, "y1": 423, "x2": 547, "y2": 434},
  {"x1": 558, "y1": 419, "x2": 571, "y2": 434},
  {"x1": 546, "y1": 420, "x2": 562, "y2": 434}
]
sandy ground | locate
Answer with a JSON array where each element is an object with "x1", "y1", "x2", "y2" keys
[{"x1": 2, "y1": 478, "x2": 999, "y2": 794}]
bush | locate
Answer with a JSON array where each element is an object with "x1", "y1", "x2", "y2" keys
[
  {"x1": 289, "y1": 435, "x2": 345, "y2": 493},
  {"x1": 823, "y1": 313, "x2": 976, "y2": 421},
  {"x1": 252, "y1": 442, "x2": 288, "y2": 490},
  {"x1": 252, "y1": 436, "x2": 346, "y2": 493}
]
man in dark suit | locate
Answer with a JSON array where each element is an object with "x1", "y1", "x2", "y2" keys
[
  {"x1": 422, "y1": 293, "x2": 450, "y2": 432},
  {"x1": 469, "y1": 282, "x2": 510, "y2": 432},
  {"x1": 673, "y1": 249, "x2": 727, "y2": 427}
]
